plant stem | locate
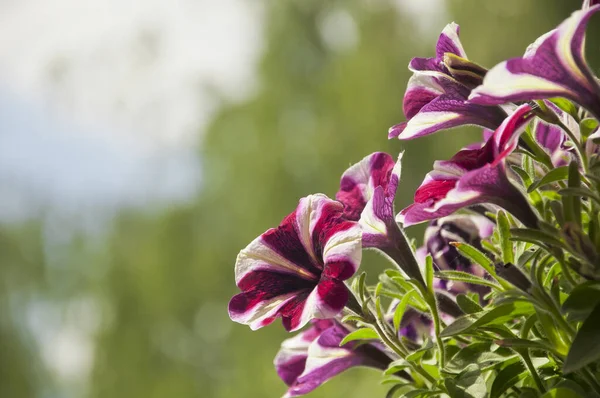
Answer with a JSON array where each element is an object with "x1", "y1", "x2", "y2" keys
[{"x1": 521, "y1": 351, "x2": 546, "y2": 393}]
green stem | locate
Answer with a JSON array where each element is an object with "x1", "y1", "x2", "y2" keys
[
  {"x1": 521, "y1": 351, "x2": 546, "y2": 393},
  {"x1": 557, "y1": 120, "x2": 589, "y2": 174},
  {"x1": 425, "y1": 292, "x2": 446, "y2": 368},
  {"x1": 371, "y1": 321, "x2": 441, "y2": 389}
]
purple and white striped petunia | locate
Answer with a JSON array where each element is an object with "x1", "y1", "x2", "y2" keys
[
  {"x1": 389, "y1": 23, "x2": 506, "y2": 140},
  {"x1": 336, "y1": 152, "x2": 399, "y2": 222},
  {"x1": 425, "y1": 214, "x2": 494, "y2": 296},
  {"x1": 336, "y1": 152, "x2": 401, "y2": 248},
  {"x1": 397, "y1": 104, "x2": 539, "y2": 228},
  {"x1": 336, "y1": 152, "x2": 424, "y2": 283},
  {"x1": 276, "y1": 320, "x2": 392, "y2": 397},
  {"x1": 470, "y1": 5, "x2": 600, "y2": 120},
  {"x1": 228, "y1": 194, "x2": 362, "y2": 332}
]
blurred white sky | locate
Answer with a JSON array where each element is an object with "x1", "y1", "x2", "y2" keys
[{"x1": 0, "y1": 0, "x2": 263, "y2": 220}]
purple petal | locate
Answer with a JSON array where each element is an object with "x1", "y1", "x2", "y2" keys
[
  {"x1": 285, "y1": 324, "x2": 390, "y2": 397},
  {"x1": 435, "y1": 22, "x2": 467, "y2": 60},
  {"x1": 336, "y1": 152, "x2": 396, "y2": 220},
  {"x1": 399, "y1": 79, "x2": 506, "y2": 140},
  {"x1": 230, "y1": 194, "x2": 362, "y2": 331},
  {"x1": 274, "y1": 320, "x2": 335, "y2": 386},
  {"x1": 470, "y1": 6, "x2": 600, "y2": 119}
]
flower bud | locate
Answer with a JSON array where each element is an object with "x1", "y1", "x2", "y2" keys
[{"x1": 443, "y1": 52, "x2": 488, "y2": 89}]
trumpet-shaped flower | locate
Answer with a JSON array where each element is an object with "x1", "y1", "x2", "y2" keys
[
  {"x1": 336, "y1": 152, "x2": 401, "y2": 247},
  {"x1": 470, "y1": 6, "x2": 600, "y2": 120},
  {"x1": 275, "y1": 320, "x2": 392, "y2": 397},
  {"x1": 389, "y1": 23, "x2": 506, "y2": 140},
  {"x1": 228, "y1": 194, "x2": 362, "y2": 332},
  {"x1": 398, "y1": 104, "x2": 538, "y2": 228},
  {"x1": 336, "y1": 152, "x2": 424, "y2": 282}
]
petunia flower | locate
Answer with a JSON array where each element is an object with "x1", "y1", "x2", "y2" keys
[
  {"x1": 425, "y1": 214, "x2": 494, "y2": 297},
  {"x1": 469, "y1": 5, "x2": 600, "y2": 120},
  {"x1": 275, "y1": 320, "x2": 392, "y2": 397},
  {"x1": 389, "y1": 22, "x2": 506, "y2": 140},
  {"x1": 336, "y1": 152, "x2": 424, "y2": 283},
  {"x1": 228, "y1": 194, "x2": 362, "y2": 332},
  {"x1": 397, "y1": 104, "x2": 539, "y2": 228}
]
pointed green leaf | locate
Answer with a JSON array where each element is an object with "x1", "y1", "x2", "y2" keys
[
  {"x1": 435, "y1": 270, "x2": 502, "y2": 290},
  {"x1": 497, "y1": 210, "x2": 514, "y2": 264},
  {"x1": 563, "y1": 303, "x2": 600, "y2": 373},
  {"x1": 490, "y1": 361, "x2": 527, "y2": 398},
  {"x1": 339, "y1": 327, "x2": 379, "y2": 346},
  {"x1": 441, "y1": 302, "x2": 535, "y2": 337},
  {"x1": 541, "y1": 388, "x2": 583, "y2": 398},
  {"x1": 562, "y1": 281, "x2": 600, "y2": 322},
  {"x1": 456, "y1": 294, "x2": 483, "y2": 314},
  {"x1": 528, "y1": 166, "x2": 569, "y2": 193},
  {"x1": 393, "y1": 290, "x2": 415, "y2": 332}
]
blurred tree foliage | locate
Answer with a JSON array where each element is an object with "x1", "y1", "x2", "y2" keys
[{"x1": 1, "y1": 0, "x2": 597, "y2": 397}]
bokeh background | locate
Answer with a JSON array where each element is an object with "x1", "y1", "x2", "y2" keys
[{"x1": 0, "y1": 0, "x2": 597, "y2": 397}]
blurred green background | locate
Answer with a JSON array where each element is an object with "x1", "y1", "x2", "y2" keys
[{"x1": 0, "y1": 0, "x2": 596, "y2": 397}]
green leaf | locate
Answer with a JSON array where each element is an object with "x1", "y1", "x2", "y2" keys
[
  {"x1": 512, "y1": 165, "x2": 533, "y2": 186},
  {"x1": 447, "y1": 364, "x2": 488, "y2": 398},
  {"x1": 510, "y1": 228, "x2": 568, "y2": 250},
  {"x1": 441, "y1": 302, "x2": 535, "y2": 337},
  {"x1": 393, "y1": 290, "x2": 415, "y2": 332},
  {"x1": 528, "y1": 166, "x2": 569, "y2": 193},
  {"x1": 495, "y1": 338, "x2": 559, "y2": 356},
  {"x1": 563, "y1": 303, "x2": 600, "y2": 373},
  {"x1": 339, "y1": 327, "x2": 378, "y2": 346},
  {"x1": 562, "y1": 281, "x2": 600, "y2": 322},
  {"x1": 490, "y1": 361, "x2": 527, "y2": 398},
  {"x1": 559, "y1": 187, "x2": 600, "y2": 206},
  {"x1": 548, "y1": 98, "x2": 578, "y2": 118},
  {"x1": 497, "y1": 210, "x2": 514, "y2": 265},
  {"x1": 406, "y1": 339, "x2": 434, "y2": 362},
  {"x1": 384, "y1": 359, "x2": 410, "y2": 376},
  {"x1": 435, "y1": 270, "x2": 502, "y2": 290},
  {"x1": 580, "y1": 118, "x2": 599, "y2": 139},
  {"x1": 385, "y1": 383, "x2": 412, "y2": 398},
  {"x1": 564, "y1": 161, "x2": 581, "y2": 227},
  {"x1": 450, "y1": 242, "x2": 496, "y2": 277},
  {"x1": 456, "y1": 294, "x2": 483, "y2": 314},
  {"x1": 540, "y1": 388, "x2": 583, "y2": 398},
  {"x1": 444, "y1": 342, "x2": 516, "y2": 375}
]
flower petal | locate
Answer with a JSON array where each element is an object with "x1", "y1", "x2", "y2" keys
[
  {"x1": 274, "y1": 320, "x2": 335, "y2": 386},
  {"x1": 336, "y1": 152, "x2": 396, "y2": 220},
  {"x1": 399, "y1": 78, "x2": 506, "y2": 140},
  {"x1": 470, "y1": 6, "x2": 600, "y2": 118},
  {"x1": 285, "y1": 323, "x2": 389, "y2": 397}
]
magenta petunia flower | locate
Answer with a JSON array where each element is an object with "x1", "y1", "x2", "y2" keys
[
  {"x1": 336, "y1": 152, "x2": 424, "y2": 282},
  {"x1": 228, "y1": 194, "x2": 362, "y2": 332},
  {"x1": 275, "y1": 320, "x2": 392, "y2": 397},
  {"x1": 470, "y1": 5, "x2": 600, "y2": 120},
  {"x1": 397, "y1": 104, "x2": 538, "y2": 228},
  {"x1": 389, "y1": 22, "x2": 506, "y2": 140},
  {"x1": 336, "y1": 152, "x2": 401, "y2": 247}
]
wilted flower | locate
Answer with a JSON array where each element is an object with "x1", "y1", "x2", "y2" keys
[
  {"x1": 389, "y1": 23, "x2": 506, "y2": 140},
  {"x1": 228, "y1": 194, "x2": 362, "y2": 332},
  {"x1": 275, "y1": 320, "x2": 392, "y2": 397},
  {"x1": 470, "y1": 6, "x2": 600, "y2": 120},
  {"x1": 397, "y1": 104, "x2": 538, "y2": 228}
]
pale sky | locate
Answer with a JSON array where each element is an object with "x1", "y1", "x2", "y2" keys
[{"x1": 0, "y1": 0, "x2": 263, "y2": 220}]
